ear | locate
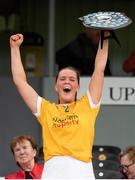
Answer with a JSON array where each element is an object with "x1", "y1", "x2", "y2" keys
[
  {"x1": 55, "y1": 84, "x2": 58, "y2": 92},
  {"x1": 33, "y1": 149, "x2": 37, "y2": 157},
  {"x1": 77, "y1": 84, "x2": 80, "y2": 91}
]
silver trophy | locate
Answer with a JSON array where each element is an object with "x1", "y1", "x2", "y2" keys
[{"x1": 79, "y1": 12, "x2": 132, "y2": 48}]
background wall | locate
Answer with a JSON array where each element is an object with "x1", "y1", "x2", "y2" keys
[
  {"x1": 0, "y1": 0, "x2": 135, "y2": 76},
  {"x1": 0, "y1": 78, "x2": 42, "y2": 176}
]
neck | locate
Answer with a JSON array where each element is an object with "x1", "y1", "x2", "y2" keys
[{"x1": 20, "y1": 160, "x2": 35, "y2": 171}]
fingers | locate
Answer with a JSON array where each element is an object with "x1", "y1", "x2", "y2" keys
[
  {"x1": 104, "y1": 31, "x2": 110, "y2": 37},
  {"x1": 10, "y1": 34, "x2": 24, "y2": 47},
  {"x1": 10, "y1": 34, "x2": 23, "y2": 42}
]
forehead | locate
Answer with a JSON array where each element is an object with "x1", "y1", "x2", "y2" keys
[
  {"x1": 58, "y1": 69, "x2": 77, "y2": 77},
  {"x1": 121, "y1": 154, "x2": 131, "y2": 163},
  {"x1": 14, "y1": 140, "x2": 32, "y2": 148}
]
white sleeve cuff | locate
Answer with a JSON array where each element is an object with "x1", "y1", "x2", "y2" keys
[
  {"x1": 33, "y1": 96, "x2": 42, "y2": 117},
  {"x1": 87, "y1": 90, "x2": 100, "y2": 109}
]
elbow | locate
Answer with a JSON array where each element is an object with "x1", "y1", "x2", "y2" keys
[
  {"x1": 12, "y1": 76, "x2": 20, "y2": 86},
  {"x1": 94, "y1": 66, "x2": 105, "y2": 75},
  {"x1": 12, "y1": 76, "x2": 26, "y2": 87}
]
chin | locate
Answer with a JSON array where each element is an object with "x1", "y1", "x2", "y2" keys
[
  {"x1": 65, "y1": 97, "x2": 74, "y2": 103},
  {"x1": 20, "y1": 159, "x2": 29, "y2": 163},
  {"x1": 61, "y1": 96, "x2": 73, "y2": 103}
]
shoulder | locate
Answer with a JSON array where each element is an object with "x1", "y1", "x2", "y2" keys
[
  {"x1": 5, "y1": 171, "x2": 24, "y2": 179},
  {"x1": 34, "y1": 162, "x2": 44, "y2": 171},
  {"x1": 38, "y1": 96, "x2": 54, "y2": 110},
  {"x1": 5, "y1": 173, "x2": 16, "y2": 179},
  {"x1": 41, "y1": 96, "x2": 53, "y2": 105},
  {"x1": 32, "y1": 163, "x2": 44, "y2": 178},
  {"x1": 37, "y1": 163, "x2": 44, "y2": 168},
  {"x1": 78, "y1": 92, "x2": 100, "y2": 109}
]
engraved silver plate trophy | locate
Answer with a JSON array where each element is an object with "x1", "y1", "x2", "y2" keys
[{"x1": 79, "y1": 12, "x2": 132, "y2": 48}]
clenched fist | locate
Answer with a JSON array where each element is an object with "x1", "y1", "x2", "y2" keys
[{"x1": 10, "y1": 34, "x2": 24, "y2": 48}]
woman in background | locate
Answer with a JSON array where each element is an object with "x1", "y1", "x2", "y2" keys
[
  {"x1": 5, "y1": 135, "x2": 43, "y2": 179},
  {"x1": 120, "y1": 146, "x2": 135, "y2": 179}
]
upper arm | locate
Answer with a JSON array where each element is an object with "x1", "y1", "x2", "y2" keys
[
  {"x1": 16, "y1": 81, "x2": 39, "y2": 114},
  {"x1": 88, "y1": 70, "x2": 104, "y2": 105},
  {"x1": 88, "y1": 38, "x2": 108, "y2": 105}
]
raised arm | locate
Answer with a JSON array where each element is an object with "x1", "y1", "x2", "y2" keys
[
  {"x1": 10, "y1": 34, "x2": 38, "y2": 113},
  {"x1": 89, "y1": 32, "x2": 109, "y2": 105}
]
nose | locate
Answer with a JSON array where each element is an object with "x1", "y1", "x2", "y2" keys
[
  {"x1": 19, "y1": 148, "x2": 25, "y2": 154},
  {"x1": 65, "y1": 78, "x2": 70, "y2": 83}
]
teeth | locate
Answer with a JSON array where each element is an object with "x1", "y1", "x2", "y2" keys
[
  {"x1": 63, "y1": 86, "x2": 71, "y2": 92},
  {"x1": 63, "y1": 86, "x2": 71, "y2": 90}
]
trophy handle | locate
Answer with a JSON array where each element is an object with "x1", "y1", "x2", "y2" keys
[{"x1": 100, "y1": 30, "x2": 121, "y2": 49}]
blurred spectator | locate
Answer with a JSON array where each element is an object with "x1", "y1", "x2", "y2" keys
[
  {"x1": 119, "y1": 146, "x2": 135, "y2": 179},
  {"x1": 5, "y1": 135, "x2": 44, "y2": 179},
  {"x1": 123, "y1": 51, "x2": 135, "y2": 75},
  {"x1": 56, "y1": 27, "x2": 112, "y2": 76}
]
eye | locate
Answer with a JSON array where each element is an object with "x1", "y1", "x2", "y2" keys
[
  {"x1": 60, "y1": 77, "x2": 65, "y2": 81},
  {"x1": 23, "y1": 146, "x2": 27, "y2": 150},
  {"x1": 69, "y1": 78, "x2": 76, "y2": 82},
  {"x1": 70, "y1": 79, "x2": 74, "y2": 82},
  {"x1": 15, "y1": 148, "x2": 20, "y2": 152},
  {"x1": 14, "y1": 148, "x2": 21, "y2": 154},
  {"x1": 21, "y1": 145, "x2": 30, "y2": 150}
]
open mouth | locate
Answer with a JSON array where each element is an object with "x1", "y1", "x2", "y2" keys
[{"x1": 63, "y1": 86, "x2": 71, "y2": 93}]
